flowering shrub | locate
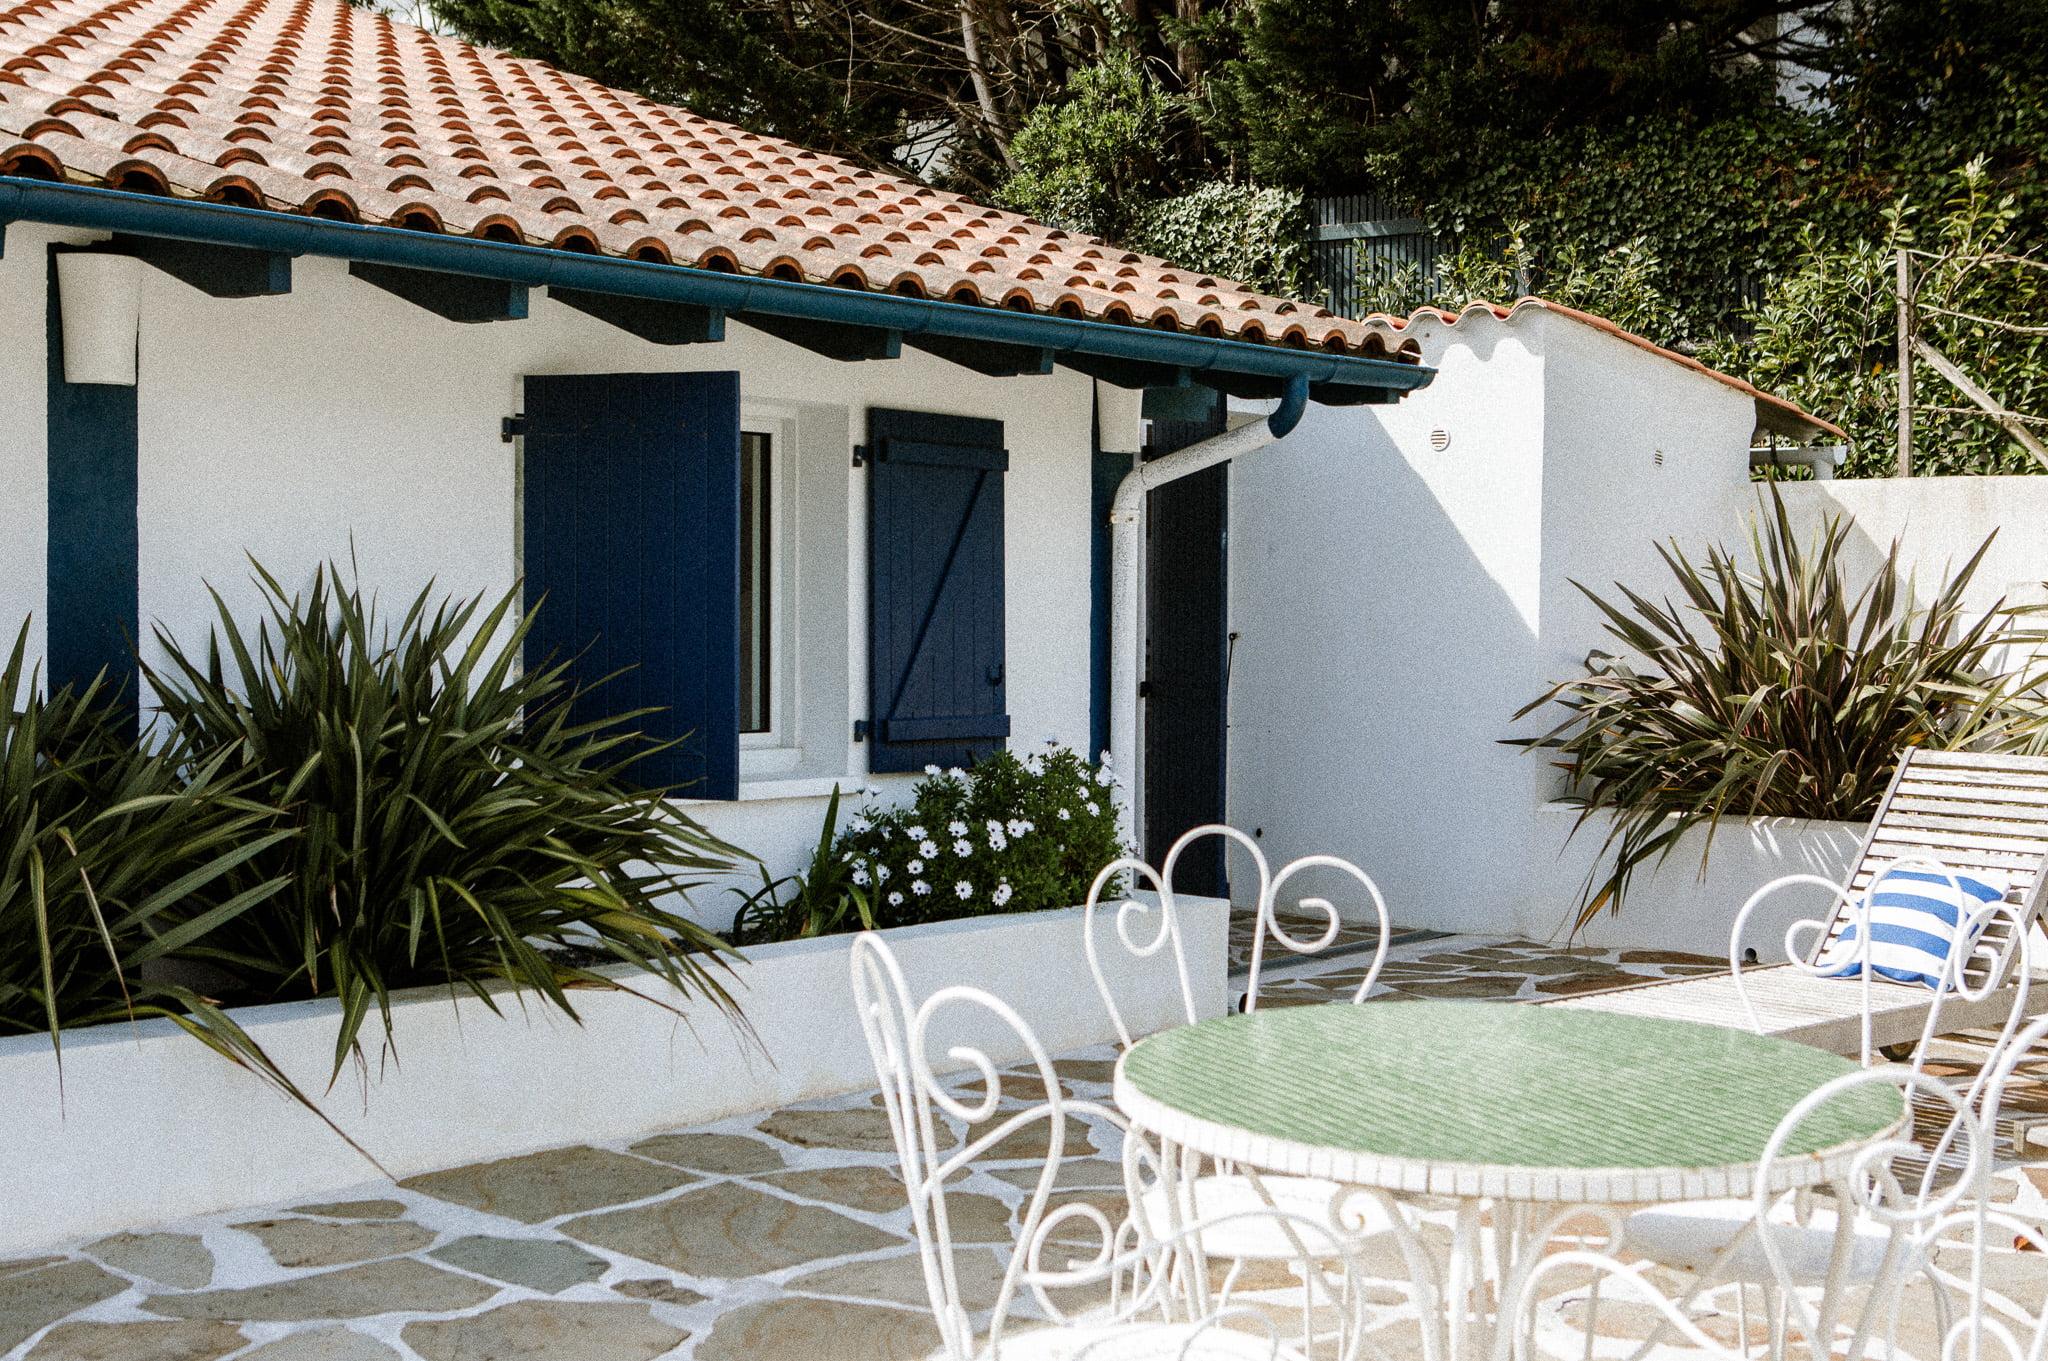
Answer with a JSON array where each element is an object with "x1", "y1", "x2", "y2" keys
[{"x1": 838, "y1": 745, "x2": 1126, "y2": 928}]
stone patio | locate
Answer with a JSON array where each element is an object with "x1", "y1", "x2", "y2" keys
[{"x1": 5, "y1": 925, "x2": 2045, "y2": 1361}]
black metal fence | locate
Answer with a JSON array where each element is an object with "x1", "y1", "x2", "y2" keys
[{"x1": 1309, "y1": 192, "x2": 1442, "y2": 319}]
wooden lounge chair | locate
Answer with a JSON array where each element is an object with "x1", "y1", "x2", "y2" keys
[{"x1": 1541, "y1": 748, "x2": 2048, "y2": 1059}]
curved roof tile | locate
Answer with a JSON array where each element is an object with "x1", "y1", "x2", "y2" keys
[{"x1": 0, "y1": 0, "x2": 1416, "y2": 360}]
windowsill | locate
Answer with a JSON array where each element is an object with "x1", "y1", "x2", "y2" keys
[
  {"x1": 674, "y1": 775, "x2": 861, "y2": 806},
  {"x1": 739, "y1": 744, "x2": 804, "y2": 777}
]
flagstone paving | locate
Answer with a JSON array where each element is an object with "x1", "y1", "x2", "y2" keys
[{"x1": 6, "y1": 925, "x2": 2045, "y2": 1360}]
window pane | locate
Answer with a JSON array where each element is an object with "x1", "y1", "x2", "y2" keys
[{"x1": 739, "y1": 432, "x2": 771, "y2": 734}]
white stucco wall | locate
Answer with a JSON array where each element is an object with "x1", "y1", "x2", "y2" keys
[
  {"x1": 1228, "y1": 308, "x2": 1763, "y2": 935},
  {"x1": 1226, "y1": 308, "x2": 1550, "y2": 932},
  {"x1": 0, "y1": 228, "x2": 48, "y2": 695},
  {"x1": 4, "y1": 221, "x2": 1100, "y2": 925}
]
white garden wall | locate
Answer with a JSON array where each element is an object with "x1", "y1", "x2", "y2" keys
[
  {"x1": 0, "y1": 895, "x2": 1227, "y2": 1256},
  {"x1": 1, "y1": 219, "x2": 1124, "y2": 926},
  {"x1": 1775, "y1": 476, "x2": 2048, "y2": 619},
  {"x1": 1521, "y1": 804, "x2": 1864, "y2": 954}
]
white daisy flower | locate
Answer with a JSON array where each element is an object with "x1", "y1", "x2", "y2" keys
[
  {"x1": 912, "y1": 879, "x2": 931, "y2": 896},
  {"x1": 1086, "y1": 801, "x2": 1101, "y2": 817},
  {"x1": 954, "y1": 880, "x2": 973, "y2": 899},
  {"x1": 992, "y1": 882, "x2": 1013, "y2": 907},
  {"x1": 875, "y1": 863, "x2": 890, "y2": 882},
  {"x1": 1098, "y1": 750, "x2": 1113, "y2": 767},
  {"x1": 851, "y1": 868, "x2": 870, "y2": 886},
  {"x1": 1057, "y1": 807, "x2": 1072, "y2": 821},
  {"x1": 985, "y1": 819, "x2": 1003, "y2": 838},
  {"x1": 1095, "y1": 768, "x2": 1114, "y2": 787},
  {"x1": 988, "y1": 830, "x2": 1008, "y2": 852},
  {"x1": 924, "y1": 764, "x2": 942, "y2": 776},
  {"x1": 908, "y1": 858, "x2": 925, "y2": 874},
  {"x1": 919, "y1": 839, "x2": 939, "y2": 859},
  {"x1": 952, "y1": 838, "x2": 973, "y2": 857},
  {"x1": 947, "y1": 767, "x2": 966, "y2": 779},
  {"x1": 907, "y1": 824, "x2": 927, "y2": 840},
  {"x1": 888, "y1": 891, "x2": 904, "y2": 907},
  {"x1": 1006, "y1": 818, "x2": 1028, "y2": 838},
  {"x1": 947, "y1": 820, "x2": 968, "y2": 837}
]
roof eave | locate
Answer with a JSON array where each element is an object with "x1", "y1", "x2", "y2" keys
[{"x1": 0, "y1": 178, "x2": 1434, "y2": 403}]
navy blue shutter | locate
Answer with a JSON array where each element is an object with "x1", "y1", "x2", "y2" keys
[
  {"x1": 522, "y1": 372, "x2": 740, "y2": 798},
  {"x1": 866, "y1": 408, "x2": 1010, "y2": 773}
]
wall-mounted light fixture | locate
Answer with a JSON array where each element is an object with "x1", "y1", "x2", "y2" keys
[{"x1": 55, "y1": 251, "x2": 144, "y2": 386}]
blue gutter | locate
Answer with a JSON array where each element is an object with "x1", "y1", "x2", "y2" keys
[
  {"x1": 0, "y1": 178, "x2": 1434, "y2": 399},
  {"x1": 1267, "y1": 374, "x2": 1310, "y2": 437}
]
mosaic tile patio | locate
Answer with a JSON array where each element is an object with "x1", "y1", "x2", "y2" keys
[{"x1": 5, "y1": 924, "x2": 2046, "y2": 1360}]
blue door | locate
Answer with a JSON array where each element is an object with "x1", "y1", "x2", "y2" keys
[{"x1": 521, "y1": 372, "x2": 741, "y2": 798}]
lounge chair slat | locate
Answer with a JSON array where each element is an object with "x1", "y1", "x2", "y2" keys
[
  {"x1": 1907, "y1": 750, "x2": 2048, "y2": 776},
  {"x1": 1890, "y1": 796, "x2": 2048, "y2": 825},
  {"x1": 1892, "y1": 766, "x2": 2048, "y2": 794},
  {"x1": 1865, "y1": 827, "x2": 2048, "y2": 858}
]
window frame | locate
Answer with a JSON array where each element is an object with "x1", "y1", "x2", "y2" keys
[{"x1": 738, "y1": 408, "x2": 801, "y2": 777}]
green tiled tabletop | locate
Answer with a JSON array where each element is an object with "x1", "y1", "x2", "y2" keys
[{"x1": 1113, "y1": 1000, "x2": 1903, "y2": 1203}]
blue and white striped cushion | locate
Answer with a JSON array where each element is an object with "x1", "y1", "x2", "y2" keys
[{"x1": 1816, "y1": 867, "x2": 2010, "y2": 990}]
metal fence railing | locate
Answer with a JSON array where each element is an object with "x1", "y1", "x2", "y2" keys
[{"x1": 1310, "y1": 192, "x2": 1442, "y2": 319}]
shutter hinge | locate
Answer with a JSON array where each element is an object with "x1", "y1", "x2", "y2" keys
[
  {"x1": 501, "y1": 415, "x2": 527, "y2": 443},
  {"x1": 851, "y1": 443, "x2": 868, "y2": 468},
  {"x1": 853, "y1": 719, "x2": 871, "y2": 742}
]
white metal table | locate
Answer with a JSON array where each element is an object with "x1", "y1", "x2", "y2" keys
[{"x1": 1112, "y1": 999, "x2": 1906, "y2": 1360}]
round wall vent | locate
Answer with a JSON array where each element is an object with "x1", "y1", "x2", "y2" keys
[{"x1": 1428, "y1": 427, "x2": 1451, "y2": 452}]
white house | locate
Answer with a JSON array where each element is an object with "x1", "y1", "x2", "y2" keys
[
  {"x1": 1226, "y1": 299, "x2": 1845, "y2": 940},
  {"x1": 0, "y1": 0, "x2": 1430, "y2": 923}
]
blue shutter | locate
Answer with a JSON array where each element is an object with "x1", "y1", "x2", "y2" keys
[
  {"x1": 866, "y1": 407, "x2": 1010, "y2": 774},
  {"x1": 521, "y1": 372, "x2": 740, "y2": 798}
]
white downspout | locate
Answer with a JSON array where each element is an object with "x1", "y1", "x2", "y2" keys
[{"x1": 1109, "y1": 376, "x2": 1309, "y2": 851}]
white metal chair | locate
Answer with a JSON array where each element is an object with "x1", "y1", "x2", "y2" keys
[
  {"x1": 1923, "y1": 1011, "x2": 2048, "y2": 1361},
  {"x1": 1610, "y1": 891, "x2": 2034, "y2": 1349},
  {"x1": 1083, "y1": 825, "x2": 1397, "y2": 1273},
  {"x1": 1510, "y1": 1061, "x2": 1997, "y2": 1361},
  {"x1": 850, "y1": 930, "x2": 1374, "y2": 1360}
]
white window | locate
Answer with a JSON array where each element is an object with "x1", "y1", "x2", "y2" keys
[
  {"x1": 739, "y1": 415, "x2": 803, "y2": 779},
  {"x1": 713, "y1": 400, "x2": 857, "y2": 798}
]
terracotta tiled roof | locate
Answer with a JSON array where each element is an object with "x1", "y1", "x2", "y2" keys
[
  {"x1": 1358, "y1": 298, "x2": 1845, "y2": 441},
  {"x1": 0, "y1": 0, "x2": 1414, "y2": 362}
]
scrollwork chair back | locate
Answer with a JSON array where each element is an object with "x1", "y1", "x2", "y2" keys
[
  {"x1": 1084, "y1": 824, "x2": 1393, "y2": 1047},
  {"x1": 851, "y1": 931, "x2": 1135, "y2": 1360},
  {"x1": 1732, "y1": 857, "x2": 2034, "y2": 1068}
]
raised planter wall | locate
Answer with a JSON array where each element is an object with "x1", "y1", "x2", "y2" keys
[
  {"x1": 1521, "y1": 804, "x2": 1864, "y2": 956},
  {"x1": 0, "y1": 896, "x2": 1226, "y2": 1256}
]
